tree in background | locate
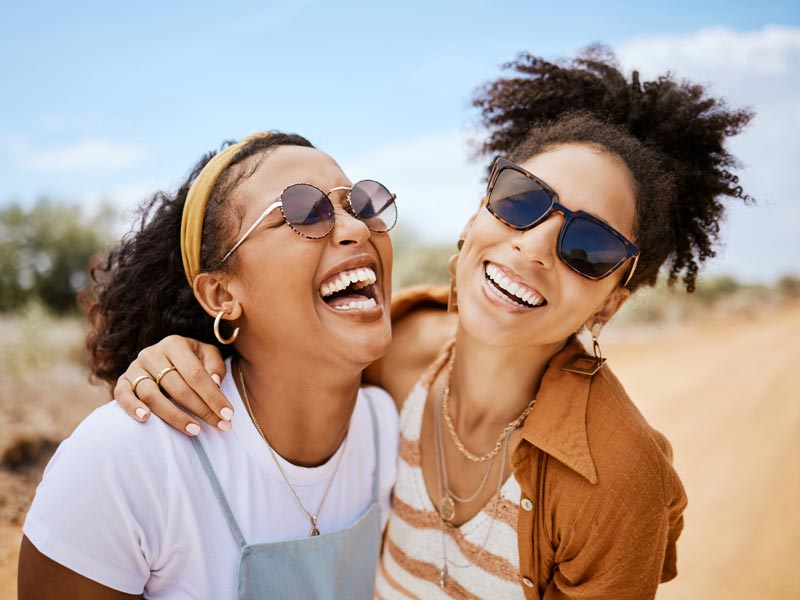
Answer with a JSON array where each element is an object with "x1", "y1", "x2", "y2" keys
[
  {"x1": 390, "y1": 227, "x2": 454, "y2": 290},
  {"x1": 0, "y1": 201, "x2": 115, "y2": 314}
]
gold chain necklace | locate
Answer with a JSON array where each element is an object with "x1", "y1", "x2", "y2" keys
[
  {"x1": 441, "y1": 346, "x2": 536, "y2": 463},
  {"x1": 237, "y1": 361, "x2": 347, "y2": 537},
  {"x1": 434, "y1": 385, "x2": 511, "y2": 589},
  {"x1": 435, "y1": 382, "x2": 501, "y2": 522}
]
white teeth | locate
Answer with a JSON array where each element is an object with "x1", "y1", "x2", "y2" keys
[
  {"x1": 334, "y1": 298, "x2": 377, "y2": 311},
  {"x1": 320, "y1": 267, "x2": 377, "y2": 297},
  {"x1": 485, "y1": 263, "x2": 544, "y2": 307}
]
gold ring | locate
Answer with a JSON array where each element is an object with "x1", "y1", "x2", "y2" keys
[
  {"x1": 130, "y1": 374, "x2": 154, "y2": 396},
  {"x1": 155, "y1": 365, "x2": 178, "y2": 387}
]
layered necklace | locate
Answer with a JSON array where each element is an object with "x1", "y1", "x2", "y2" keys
[
  {"x1": 238, "y1": 362, "x2": 347, "y2": 537},
  {"x1": 441, "y1": 346, "x2": 536, "y2": 463},
  {"x1": 432, "y1": 344, "x2": 535, "y2": 589}
]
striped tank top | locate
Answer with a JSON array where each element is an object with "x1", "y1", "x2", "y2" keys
[{"x1": 375, "y1": 350, "x2": 525, "y2": 599}]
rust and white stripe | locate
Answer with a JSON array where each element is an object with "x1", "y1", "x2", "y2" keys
[{"x1": 375, "y1": 377, "x2": 525, "y2": 599}]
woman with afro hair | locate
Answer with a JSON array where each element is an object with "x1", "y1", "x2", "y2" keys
[{"x1": 113, "y1": 47, "x2": 752, "y2": 599}]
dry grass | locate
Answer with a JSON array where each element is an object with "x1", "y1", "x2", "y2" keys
[{"x1": 0, "y1": 308, "x2": 109, "y2": 598}]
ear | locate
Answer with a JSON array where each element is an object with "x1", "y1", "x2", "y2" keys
[
  {"x1": 192, "y1": 272, "x2": 243, "y2": 321},
  {"x1": 584, "y1": 286, "x2": 630, "y2": 330}
]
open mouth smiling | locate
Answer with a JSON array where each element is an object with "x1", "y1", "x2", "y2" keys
[
  {"x1": 319, "y1": 266, "x2": 379, "y2": 311},
  {"x1": 484, "y1": 261, "x2": 548, "y2": 309}
]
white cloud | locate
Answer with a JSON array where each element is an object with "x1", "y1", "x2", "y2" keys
[
  {"x1": 617, "y1": 25, "x2": 800, "y2": 77},
  {"x1": 616, "y1": 25, "x2": 800, "y2": 282},
  {"x1": 4, "y1": 137, "x2": 145, "y2": 173}
]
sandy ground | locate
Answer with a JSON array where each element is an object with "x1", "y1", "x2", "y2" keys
[
  {"x1": 1, "y1": 305, "x2": 798, "y2": 598},
  {"x1": 605, "y1": 304, "x2": 800, "y2": 599}
]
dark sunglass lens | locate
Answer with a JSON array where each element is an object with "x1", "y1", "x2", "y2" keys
[
  {"x1": 281, "y1": 184, "x2": 335, "y2": 238},
  {"x1": 489, "y1": 169, "x2": 552, "y2": 228},
  {"x1": 349, "y1": 180, "x2": 397, "y2": 232},
  {"x1": 561, "y1": 218, "x2": 627, "y2": 278}
]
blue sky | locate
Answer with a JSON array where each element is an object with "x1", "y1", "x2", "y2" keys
[{"x1": 2, "y1": 1, "x2": 798, "y2": 282}]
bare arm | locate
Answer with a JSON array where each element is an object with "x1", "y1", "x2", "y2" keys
[
  {"x1": 18, "y1": 536, "x2": 140, "y2": 600},
  {"x1": 373, "y1": 308, "x2": 457, "y2": 409},
  {"x1": 118, "y1": 286, "x2": 456, "y2": 432}
]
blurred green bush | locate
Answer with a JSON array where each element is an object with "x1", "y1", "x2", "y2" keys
[
  {"x1": 0, "y1": 201, "x2": 115, "y2": 314},
  {"x1": 391, "y1": 227, "x2": 454, "y2": 290}
]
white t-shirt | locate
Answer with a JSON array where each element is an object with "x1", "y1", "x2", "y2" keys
[{"x1": 24, "y1": 363, "x2": 399, "y2": 598}]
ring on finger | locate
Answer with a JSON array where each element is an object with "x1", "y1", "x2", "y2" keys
[
  {"x1": 155, "y1": 365, "x2": 178, "y2": 388},
  {"x1": 130, "y1": 374, "x2": 155, "y2": 396}
]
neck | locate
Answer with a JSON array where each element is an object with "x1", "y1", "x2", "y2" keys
[
  {"x1": 447, "y1": 327, "x2": 566, "y2": 435},
  {"x1": 236, "y1": 349, "x2": 362, "y2": 468}
]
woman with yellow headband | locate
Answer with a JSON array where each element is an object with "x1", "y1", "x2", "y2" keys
[
  {"x1": 106, "y1": 51, "x2": 753, "y2": 599},
  {"x1": 19, "y1": 132, "x2": 401, "y2": 598}
]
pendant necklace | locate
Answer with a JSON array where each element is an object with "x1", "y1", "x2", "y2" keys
[
  {"x1": 238, "y1": 361, "x2": 347, "y2": 537},
  {"x1": 433, "y1": 384, "x2": 511, "y2": 589}
]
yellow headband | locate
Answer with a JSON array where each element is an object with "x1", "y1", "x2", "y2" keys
[{"x1": 180, "y1": 131, "x2": 274, "y2": 286}]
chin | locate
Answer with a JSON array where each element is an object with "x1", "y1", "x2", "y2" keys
[
  {"x1": 333, "y1": 319, "x2": 393, "y2": 367},
  {"x1": 454, "y1": 289, "x2": 517, "y2": 345},
  {"x1": 364, "y1": 319, "x2": 393, "y2": 358},
  {"x1": 460, "y1": 311, "x2": 522, "y2": 348}
]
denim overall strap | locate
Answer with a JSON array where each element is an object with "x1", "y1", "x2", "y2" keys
[
  {"x1": 235, "y1": 392, "x2": 384, "y2": 599},
  {"x1": 191, "y1": 394, "x2": 384, "y2": 599},
  {"x1": 191, "y1": 436, "x2": 247, "y2": 548},
  {"x1": 366, "y1": 390, "x2": 380, "y2": 503}
]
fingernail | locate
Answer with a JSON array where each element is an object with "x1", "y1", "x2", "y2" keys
[
  {"x1": 211, "y1": 373, "x2": 221, "y2": 386},
  {"x1": 217, "y1": 420, "x2": 232, "y2": 432},
  {"x1": 220, "y1": 407, "x2": 233, "y2": 421},
  {"x1": 185, "y1": 423, "x2": 201, "y2": 436},
  {"x1": 135, "y1": 407, "x2": 148, "y2": 420}
]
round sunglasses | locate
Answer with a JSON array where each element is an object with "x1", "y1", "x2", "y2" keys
[
  {"x1": 486, "y1": 158, "x2": 639, "y2": 285},
  {"x1": 216, "y1": 179, "x2": 397, "y2": 267}
]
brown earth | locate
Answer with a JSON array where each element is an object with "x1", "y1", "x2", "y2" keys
[
  {"x1": 1, "y1": 305, "x2": 798, "y2": 598},
  {"x1": 605, "y1": 303, "x2": 800, "y2": 599}
]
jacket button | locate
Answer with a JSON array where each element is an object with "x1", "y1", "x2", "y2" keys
[
  {"x1": 522, "y1": 576, "x2": 534, "y2": 588},
  {"x1": 521, "y1": 498, "x2": 534, "y2": 511}
]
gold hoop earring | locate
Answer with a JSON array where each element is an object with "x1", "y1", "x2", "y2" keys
[
  {"x1": 446, "y1": 240, "x2": 464, "y2": 313},
  {"x1": 561, "y1": 321, "x2": 606, "y2": 375},
  {"x1": 214, "y1": 309, "x2": 240, "y2": 345}
]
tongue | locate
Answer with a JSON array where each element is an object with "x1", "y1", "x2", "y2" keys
[{"x1": 326, "y1": 294, "x2": 370, "y2": 308}]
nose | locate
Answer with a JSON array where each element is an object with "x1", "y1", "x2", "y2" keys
[
  {"x1": 512, "y1": 212, "x2": 562, "y2": 269},
  {"x1": 331, "y1": 207, "x2": 370, "y2": 246}
]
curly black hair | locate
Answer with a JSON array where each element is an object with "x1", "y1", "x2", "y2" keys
[
  {"x1": 86, "y1": 132, "x2": 315, "y2": 386},
  {"x1": 472, "y1": 46, "x2": 753, "y2": 292}
]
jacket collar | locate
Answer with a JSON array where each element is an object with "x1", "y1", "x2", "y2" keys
[{"x1": 518, "y1": 337, "x2": 598, "y2": 484}]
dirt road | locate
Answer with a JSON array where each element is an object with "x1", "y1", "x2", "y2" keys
[
  {"x1": 2, "y1": 305, "x2": 798, "y2": 598},
  {"x1": 605, "y1": 304, "x2": 800, "y2": 599}
]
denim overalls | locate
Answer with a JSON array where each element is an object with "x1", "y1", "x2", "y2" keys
[{"x1": 191, "y1": 399, "x2": 382, "y2": 599}]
